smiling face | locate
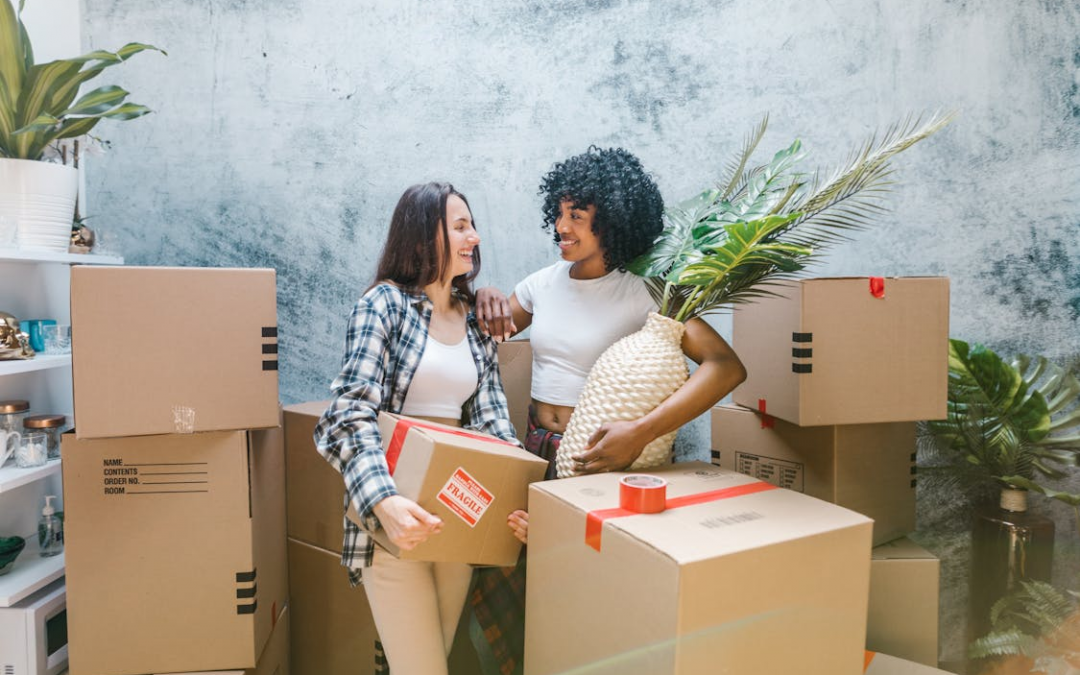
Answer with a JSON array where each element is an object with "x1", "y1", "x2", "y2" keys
[
  {"x1": 441, "y1": 193, "x2": 480, "y2": 282},
  {"x1": 555, "y1": 199, "x2": 606, "y2": 278}
]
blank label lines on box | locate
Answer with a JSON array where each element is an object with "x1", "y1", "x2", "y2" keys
[{"x1": 101, "y1": 458, "x2": 209, "y2": 496}]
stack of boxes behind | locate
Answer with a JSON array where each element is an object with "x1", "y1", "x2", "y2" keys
[
  {"x1": 714, "y1": 277, "x2": 949, "y2": 667},
  {"x1": 62, "y1": 267, "x2": 289, "y2": 675}
]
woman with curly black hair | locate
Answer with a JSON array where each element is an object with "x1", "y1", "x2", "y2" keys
[{"x1": 468, "y1": 147, "x2": 746, "y2": 675}]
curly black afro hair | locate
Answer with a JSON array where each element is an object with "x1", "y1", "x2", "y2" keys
[{"x1": 538, "y1": 146, "x2": 664, "y2": 272}]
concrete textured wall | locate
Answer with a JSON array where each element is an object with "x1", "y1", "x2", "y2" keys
[{"x1": 80, "y1": 0, "x2": 1080, "y2": 667}]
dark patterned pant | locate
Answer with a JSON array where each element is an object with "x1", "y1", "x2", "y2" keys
[{"x1": 468, "y1": 406, "x2": 560, "y2": 675}]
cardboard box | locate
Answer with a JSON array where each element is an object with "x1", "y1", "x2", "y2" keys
[
  {"x1": 71, "y1": 266, "x2": 280, "y2": 439},
  {"x1": 732, "y1": 277, "x2": 949, "y2": 426},
  {"x1": 156, "y1": 605, "x2": 291, "y2": 675},
  {"x1": 287, "y1": 538, "x2": 378, "y2": 675},
  {"x1": 710, "y1": 403, "x2": 916, "y2": 545},
  {"x1": 284, "y1": 400, "x2": 345, "y2": 554},
  {"x1": 286, "y1": 537, "x2": 479, "y2": 675},
  {"x1": 524, "y1": 461, "x2": 874, "y2": 675},
  {"x1": 864, "y1": 651, "x2": 950, "y2": 674},
  {"x1": 868, "y1": 538, "x2": 940, "y2": 667},
  {"x1": 63, "y1": 427, "x2": 289, "y2": 675},
  {"x1": 497, "y1": 339, "x2": 532, "y2": 444},
  {"x1": 350, "y1": 412, "x2": 548, "y2": 566}
]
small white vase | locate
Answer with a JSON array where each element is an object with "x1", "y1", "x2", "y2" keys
[
  {"x1": 0, "y1": 158, "x2": 78, "y2": 252},
  {"x1": 555, "y1": 312, "x2": 690, "y2": 478}
]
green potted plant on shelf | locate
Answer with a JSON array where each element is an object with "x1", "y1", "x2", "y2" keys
[
  {"x1": 922, "y1": 339, "x2": 1080, "y2": 648},
  {"x1": 0, "y1": 0, "x2": 163, "y2": 251},
  {"x1": 554, "y1": 111, "x2": 955, "y2": 477}
]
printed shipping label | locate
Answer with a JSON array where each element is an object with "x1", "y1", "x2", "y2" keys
[
  {"x1": 734, "y1": 451, "x2": 804, "y2": 491},
  {"x1": 437, "y1": 467, "x2": 494, "y2": 527}
]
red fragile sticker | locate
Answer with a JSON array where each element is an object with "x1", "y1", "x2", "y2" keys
[
  {"x1": 869, "y1": 277, "x2": 886, "y2": 299},
  {"x1": 758, "y1": 399, "x2": 775, "y2": 429},
  {"x1": 437, "y1": 467, "x2": 494, "y2": 528}
]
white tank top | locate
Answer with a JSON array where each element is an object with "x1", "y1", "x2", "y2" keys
[{"x1": 401, "y1": 335, "x2": 479, "y2": 419}]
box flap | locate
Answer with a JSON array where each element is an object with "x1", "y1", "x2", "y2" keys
[{"x1": 871, "y1": 536, "x2": 938, "y2": 561}]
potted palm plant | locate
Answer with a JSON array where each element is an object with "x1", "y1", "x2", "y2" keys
[
  {"x1": 0, "y1": 0, "x2": 163, "y2": 251},
  {"x1": 555, "y1": 112, "x2": 955, "y2": 477},
  {"x1": 922, "y1": 339, "x2": 1080, "y2": 646}
]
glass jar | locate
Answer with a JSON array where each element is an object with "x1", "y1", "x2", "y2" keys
[
  {"x1": 0, "y1": 400, "x2": 29, "y2": 434},
  {"x1": 23, "y1": 415, "x2": 66, "y2": 460},
  {"x1": 15, "y1": 431, "x2": 48, "y2": 468}
]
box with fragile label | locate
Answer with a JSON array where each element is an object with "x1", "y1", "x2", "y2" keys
[
  {"x1": 524, "y1": 462, "x2": 873, "y2": 675},
  {"x1": 71, "y1": 266, "x2": 280, "y2": 439},
  {"x1": 498, "y1": 339, "x2": 532, "y2": 444},
  {"x1": 710, "y1": 403, "x2": 915, "y2": 545},
  {"x1": 63, "y1": 428, "x2": 288, "y2": 675},
  {"x1": 868, "y1": 538, "x2": 940, "y2": 667},
  {"x1": 732, "y1": 277, "x2": 949, "y2": 425},
  {"x1": 284, "y1": 400, "x2": 345, "y2": 554},
  {"x1": 863, "y1": 651, "x2": 950, "y2": 674},
  {"x1": 349, "y1": 412, "x2": 548, "y2": 566}
]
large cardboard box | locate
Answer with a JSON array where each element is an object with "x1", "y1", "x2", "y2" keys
[
  {"x1": 864, "y1": 651, "x2": 950, "y2": 674},
  {"x1": 710, "y1": 403, "x2": 915, "y2": 545},
  {"x1": 63, "y1": 428, "x2": 289, "y2": 675},
  {"x1": 71, "y1": 266, "x2": 280, "y2": 439},
  {"x1": 156, "y1": 605, "x2": 291, "y2": 675},
  {"x1": 732, "y1": 277, "x2": 949, "y2": 426},
  {"x1": 349, "y1": 413, "x2": 548, "y2": 566},
  {"x1": 287, "y1": 538, "x2": 378, "y2": 675},
  {"x1": 284, "y1": 400, "x2": 345, "y2": 554},
  {"x1": 524, "y1": 462, "x2": 874, "y2": 675},
  {"x1": 868, "y1": 538, "x2": 940, "y2": 667},
  {"x1": 497, "y1": 339, "x2": 532, "y2": 444}
]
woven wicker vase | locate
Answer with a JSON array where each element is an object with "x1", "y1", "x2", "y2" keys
[{"x1": 555, "y1": 312, "x2": 689, "y2": 478}]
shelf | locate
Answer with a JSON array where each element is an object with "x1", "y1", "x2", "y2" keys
[
  {"x1": 0, "y1": 534, "x2": 64, "y2": 606},
  {"x1": 0, "y1": 458, "x2": 61, "y2": 495},
  {"x1": 0, "y1": 353, "x2": 70, "y2": 376},
  {"x1": 0, "y1": 247, "x2": 123, "y2": 266}
]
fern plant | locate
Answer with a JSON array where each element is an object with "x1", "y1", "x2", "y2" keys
[
  {"x1": 923, "y1": 339, "x2": 1080, "y2": 509},
  {"x1": 969, "y1": 580, "x2": 1080, "y2": 674},
  {"x1": 626, "y1": 112, "x2": 955, "y2": 322}
]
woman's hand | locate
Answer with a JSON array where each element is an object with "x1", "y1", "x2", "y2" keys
[
  {"x1": 475, "y1": 286, "x2": 517, "y2": 341},
  {"x1": 507, "y1": 509, "x2": 529, "y2": 545},
  {"x1": 372, "y1": 495, "x2": 443, "y2": 550}
]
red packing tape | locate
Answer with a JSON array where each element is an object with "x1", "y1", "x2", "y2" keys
[
  {"x1": 585, "y1": 480, "x2": 778, "y2": 551},
  {"x1": 758, "y1": 399, "x2": 775, "y2": 429},
  {"x1": 869, "y1": 276, "x2": 885, "y2": 299},
  {"x1": 619, "y1": 475, "x2": 667, "y2": 514},
  {"x1": 385, "y1": 417, "x2": 515, "y2": 474}
]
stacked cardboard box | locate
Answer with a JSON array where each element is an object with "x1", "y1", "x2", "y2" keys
[
  {"x1": 63, "y1": 267, "x2": 287, "y2": 675},
  {"x1": 712, "y1": 277, "x2": 948, "y2": 667}
]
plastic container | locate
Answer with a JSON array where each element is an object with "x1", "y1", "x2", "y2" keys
[
  {"x1": 0, "y1": 399, "x2": 29, "y2": 434},
  {"x1": 23, "y1": 414, "x2": 65, "y2": 460}
]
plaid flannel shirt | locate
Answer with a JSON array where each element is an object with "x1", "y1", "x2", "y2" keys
[{"x1": 313, "y1": 282, "x2": 520, "y2": 584}]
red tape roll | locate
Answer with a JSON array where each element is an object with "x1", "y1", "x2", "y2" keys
[{"x1": 619, "y1": 475, "x2": 668, "y2": 514}]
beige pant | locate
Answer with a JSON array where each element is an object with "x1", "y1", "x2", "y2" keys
[{"x1": 363, "y1": 546, "x2": 473, "y2": 675}]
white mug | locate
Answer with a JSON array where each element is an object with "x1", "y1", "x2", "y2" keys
[{"x1": 0, "y1": 429, "x2": 19, "y2": 467}]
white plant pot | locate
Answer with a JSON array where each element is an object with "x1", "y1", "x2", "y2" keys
[{"x1": 0, "y1": 158, "x2": 78, "y2": 252}]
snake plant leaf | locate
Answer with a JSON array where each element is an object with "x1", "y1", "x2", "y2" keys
[{"x1": 0, "y1": 0, "x2": 25, "y2": 113}]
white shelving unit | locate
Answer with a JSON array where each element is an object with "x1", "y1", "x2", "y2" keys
[{"x1": 0, "y1": 249, "x2": 122, "y2": 608}]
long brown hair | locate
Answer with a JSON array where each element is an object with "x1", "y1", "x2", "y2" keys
[{"x1": 373, "y1": 182, "x2": 480, "y2": 303}]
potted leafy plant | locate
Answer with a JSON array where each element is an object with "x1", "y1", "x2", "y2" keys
[
  {"x1": 968, "y1": 580, "x2": 1080, "y2": 675},
  {"x1": 923, "y1": 339, "x2": 1080, "y2": 645},
  {"x1": 554, "y1": 112, "x2": 954, "y2": 477},
  {"x1": 0, "y1": 0, "x2": 163, "y2": 251}
]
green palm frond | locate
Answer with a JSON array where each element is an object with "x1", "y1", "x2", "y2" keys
[
  {"x1": 925, "y1": 340, "x2": 1080, "y2": 503},
  {"x1": 627, "y1": 112, "x2": 954, "y2": 322}
]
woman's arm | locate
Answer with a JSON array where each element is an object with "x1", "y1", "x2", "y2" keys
[
  {"x1": 571, "y1": 316, "x2": 747, "y2": 473},
  {"x1": 475, "y1": 288, "x2": 533, "y2": 340},
  {"x1": 463, "y1": 311, "x2": 527, "y2": 447}
]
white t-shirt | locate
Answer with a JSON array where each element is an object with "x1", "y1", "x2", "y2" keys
[{"x1": 515, "y1": 260, "x2": 658, "y2": 406}]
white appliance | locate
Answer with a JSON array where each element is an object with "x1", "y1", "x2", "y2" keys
[{"x1": 0, "y1": 579, "x2": 68, "y2": 675}]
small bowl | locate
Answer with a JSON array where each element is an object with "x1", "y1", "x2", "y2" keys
[{"x1": 0, "y1": 536, "x2": 26, "y2": 575}]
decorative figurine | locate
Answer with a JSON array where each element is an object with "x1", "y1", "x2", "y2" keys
[{"x1": 0, "y1": 312, "x2": 34, "y2": 360}]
